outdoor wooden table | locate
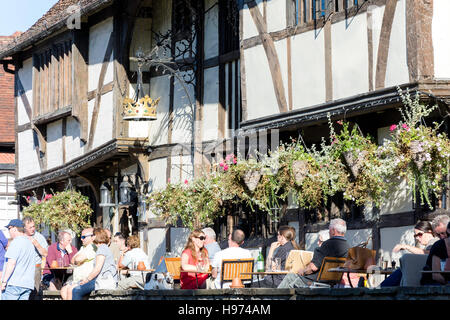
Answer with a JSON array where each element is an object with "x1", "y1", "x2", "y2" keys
[
  {"x1": 420, "y1": 270, "x2": 450, "y2": 274},
  {"x1": 180, "y1": 270, "x2": 212, "y2": 289},
  {"x1": 240, "y1": 271, "x2": 290, "y2": 288},
  {"x1": 43, "y1": 267, "x2": 74, "y2": 290},
  {"x1": 328, "y1": 267, "x2": 396, "y2": 288},
  {"x1": 119, "y1": 268, "x2": 155, "y2": 283}
]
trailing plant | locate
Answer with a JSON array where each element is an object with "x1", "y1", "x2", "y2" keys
[{"x1": 22, "y1": 190, "x2": 92, "y2": 235}]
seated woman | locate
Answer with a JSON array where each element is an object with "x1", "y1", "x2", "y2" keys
[
  {"x1": 180, "y1": 229, "x2": 210, "y2": 289},
  {"x1": 381, "y1": 220, "x2": 438, "y2": 287},
  {"x1": 71, "y1": 228, "x2": 118, "y2": 299},
  {"x1": 420, "y1": 221, "x2": 450, "y2": 286},
  {"x1": 117, "y1": 234, "x2": 150, "y2": 290},
  {"x1": 258, "y1": 225, "x2": 299, "y2": 288}
]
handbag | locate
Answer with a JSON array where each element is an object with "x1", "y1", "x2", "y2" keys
[
  {"x1": 95, "y1": 273, "x2": 117, "y2": 290},
  {"x1": 343, "y1": 237, "x2": 376, "y2": 270}
]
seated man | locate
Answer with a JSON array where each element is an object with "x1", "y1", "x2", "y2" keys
[
  {"x1": 278, "y1": 218, "x2": 349, "y2": 288},
  {"x1": 60, "y1": 227, "x2": 97, "y2": 300},
  {"x1": 211, "y1": 229, "x2": 252, "y2": 289},
  {"x1": 42, "y1": 231, "x2": 78, "y2": 291},
  {"x1": 117, "y1": 235, "x2": 150, "y2": 290}
]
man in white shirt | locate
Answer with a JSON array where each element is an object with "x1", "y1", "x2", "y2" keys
[{"x1": 211, "y1": 229, "x2": 252, "y2": 289}]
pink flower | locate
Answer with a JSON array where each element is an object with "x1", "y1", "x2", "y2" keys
[
  {"x1": 223, "y1": 164, "x2": 229, "y2": 171},
  {"x1": 233, "y1": 158, "x2": 237, "y2": 164},
  {"x1": 389, "y1": 124, "x2": 397, "y2": 131},
  {"x1": 219, "y1": 162, "x2": 224, "y2": 167},
  {"x1": 167, "y1": 178, "x2": 171, "y2": 183},
  {"x1": 402, "y1": 124, "x2": 409, "y2": 131},
  {"x1": 184, "y1": 179, "x2": 188, "y2": 184},
  {"x1": 337, "y1": 120, "x2": 343, "y2": 125}
]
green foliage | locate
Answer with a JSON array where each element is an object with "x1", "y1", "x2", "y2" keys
[{"x1": 22, "y1": 190, "x2": 92, "y2": 235}]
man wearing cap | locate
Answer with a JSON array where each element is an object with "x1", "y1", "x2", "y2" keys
[
  {"x1": 23, "y1": 216, "x2": 48, "y2": 299},
  {"x1": 1, "y1": 219, "x2": 36, "y2": 300}
]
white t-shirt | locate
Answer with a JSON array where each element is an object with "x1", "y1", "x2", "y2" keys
[
  {"x1": 122, "y1": 248, "x2": 150, "y2": 270},
  {"x1": 72, "y1": 243, "x2": 97, "y2": 282},
  {"x1": 211, "y1": 247, "x2": 252, "y2": 288}
]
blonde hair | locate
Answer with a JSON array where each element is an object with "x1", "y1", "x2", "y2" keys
[
  {"x1": 93, "y1": 228, "x2": 109, "y2": 245},
  {"x1": 127, "y1": 235, "x2": 140, "y2": 249}
]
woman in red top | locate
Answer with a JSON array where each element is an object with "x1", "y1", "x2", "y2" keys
[{"x1": 180, "y1": 229, "x2": 210, "y2": 289}]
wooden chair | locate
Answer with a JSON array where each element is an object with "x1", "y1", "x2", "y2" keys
[
  {"x1": 220, "y1": 258, "x2": 254, "y2": 288},
  {"x1": 165, "y1": 257, "x2": 181, "y2": 281},
  {"x1": 310, "y1": 257, "x2": 346, "y2": 288}
]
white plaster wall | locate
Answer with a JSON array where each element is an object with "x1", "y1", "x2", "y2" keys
[
  {"x1": 46, "y1": 120, "x2": 63, "y2": 169},
  {"x1": 65, "y1": 116, "x2": 84, "y2": 162},
  {"x1": 379, "y1": 225, "x2": 415, "y2": 265},
  {"x1": 149, "y1": 75, "x2": 170, "y2": 146},
  {"x1": 87, "y1": 91, "x2": 113, "y2": 149},
  {"x1": 129, "y1": 17, "x2": 153, "y2": 72},
  {"x1": 332, "y1": 14, "x2": 369, "y2": 101},
  {"x1": 17, "y1": 58, "x2": 33, "y2": 126},
  {"x1": 305, "y1": 231, "x2": 321, "y2": 252},
  {"x1": 291, "y1": 30, "x2": 326, "y2": 110},
  {"x1": 266, "y1": 0, "x2": 286, "y2": 33},
  {"x1": 244, "y1": 45, "x2": 279, "y2": 120},
  {"x1": 171, "y1": 71, "x2": 194, "y2": 144},
  {"x1": 88, "y1": 17, "x2": 114, "y2": 92},
  {"x1": 203, "y1": 66, "x2": 219, "y2": 141},
  {"x1": 169, "y1": 155, "x2": 193, "y2": 185},
  {"x1": 171, "y1": 227, "x2": 191, "y2": 256},
  {"x1": 433, "y1": 0, "x2": 450, "y2": 79},
  {"x1": 204, "y1": 0, "x2": 219, "y2": 60},
  {"x1": 377, "y1": 126, "x2": 412, "y2": 214},
  {"x1": 146, "y1": 228, "x2": 167, "y2": 268},
  {"x1": 384, "y1": 0, "x2": 409, "y2": 87},
  {"x1": 148, "y1": 157, "x2": 168, "y2": 219},
  {"x1": 243, "y1": 0, "x2": 263, "y2": 40},
  {"x1": 17, "y1": 130, "x2": 40, "y2": 178}
]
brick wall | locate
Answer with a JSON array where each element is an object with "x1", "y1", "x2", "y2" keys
[{"x1": 0, "y1": 32, "x2": 20, "y2": 144}]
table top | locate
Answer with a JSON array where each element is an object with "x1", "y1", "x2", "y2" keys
[
  {"x1": 180, "y1": 270, "x2": 212, "y2": 274},
  {"x1": 43, "y1": 266, "x2": 74, "y2": 271},
  {"x1": 328, "y1": 267, "x2": 395, "y2": 275},
  {"x1": 420, "y1": 270, "x2": 450, "y2": 274}
]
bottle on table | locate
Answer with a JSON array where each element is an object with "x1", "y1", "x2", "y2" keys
[{"x1": 256, "y1": 247, "x2": 265, "y2": 272}]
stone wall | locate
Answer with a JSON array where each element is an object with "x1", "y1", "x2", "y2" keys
[{"x1": 42, "y1": 287, "x2": 450, "y2": 300}]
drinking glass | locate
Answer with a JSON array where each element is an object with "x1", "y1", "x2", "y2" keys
[
  {"x1": 57, "y1": 258, "x2": 64, "y2": 268},
  {"x1": 272, "y1": 258, "x2": 281, "y2": 271}
]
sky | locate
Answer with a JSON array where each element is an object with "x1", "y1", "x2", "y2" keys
[{"x1": 0, "y1": 0, "x2": 59, "y2": 36}]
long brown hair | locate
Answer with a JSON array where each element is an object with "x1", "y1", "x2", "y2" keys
[
  {"x1": 279, "y1": 225, "x2": 300, "y2": 249},
  {"x1": 184, "y1": 229, "x2": 208, "y2": 262}
]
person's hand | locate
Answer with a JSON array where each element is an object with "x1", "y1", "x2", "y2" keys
[
  {"x1": 1, "y1": 281, "x2": 6, "y2": 291},
  {"x1": 79, "y1": 278, "x2": 90, "y2": 285},
  {"x1": 270, "y1": 241, "x2": 281, "y2": 250},
  {"x1": 65, "y1": 243, "x2": 73, "y2": 254},
  {"x1": 297, "y1": 268, "x2": 305, "y2": 276},
  {"x1": 393, "y1": 244, "x2": 404, "y2": 253}
]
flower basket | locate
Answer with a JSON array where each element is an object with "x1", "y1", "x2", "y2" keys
[
  {"x1": 343, "y1": 150, "x2": 368, "y2": 179},
  {"x1": 292, "y1": 160, "x2": 308, "y2": 185},
  {"x1": 243, "y1": 169, "x2": 261, "y2": 192}
]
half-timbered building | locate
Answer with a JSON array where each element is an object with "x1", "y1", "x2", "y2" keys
[{"x1": 0, "y1": 0, "x2": 449, "y2": 267}]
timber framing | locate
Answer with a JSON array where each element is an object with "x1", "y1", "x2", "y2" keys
[
  {"x1": 14, "y1": 138, "x2": 149, "y2": 192},
  {"x1": 238, "y1": 82, "x2": 450, "y2": 134}
]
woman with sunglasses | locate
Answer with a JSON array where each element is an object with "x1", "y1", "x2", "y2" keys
[
  {"x1": 381, "y1": 220, "x2": 438, "y2": 287},
  {"x1": 180, "y1": 229, "x2": 210, "y2": 289}
]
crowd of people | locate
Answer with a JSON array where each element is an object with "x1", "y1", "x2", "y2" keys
[
  {"x1": 1, "y1": 213, "x2": 449, "y2": 300},
  {"x1": 0, "y1": 217, "x2": 150, "y2": 300}
]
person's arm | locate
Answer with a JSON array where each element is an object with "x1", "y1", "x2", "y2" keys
[
  {"x1": 72, "y1": 250, "x2": 88, "y2": 265},
  {"x1": 431, "y1": 255, "x2": 446, "y2": 284},
  {"x1": 28, "y1": 236, "x2": 48, "y2": 258},
  {"x1": 393, "y1": 244, "x2": 425, "y2": 255},
  {"x1": 266, "y1": 242, "x2": 280, "y2": 271},
  {"x1": 298, "y1": 262, "x2": 318, "y2": 276},
  {"x1": 1, "y1": 258, "x2": 16, "y2": 290},
  {"x1": 181, "y1": 251, "x2": 198, "y2": 272},
  {"x1": 79, "y1": 254, "x2": 105, "y2": 285}
]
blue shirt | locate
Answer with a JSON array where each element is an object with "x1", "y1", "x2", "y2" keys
[
  {"x1": 4, "y1": 235, "x2": 36, "y2": 289},
  {"x1": 32, "y1": 231, "x2": 48, "y2": 265},
  {"x1": 0, "y1": 230, "x2": 8, "y2": 271},
  {"x1": 205, "y1": 242, "x2": 221, "y2": 261}
]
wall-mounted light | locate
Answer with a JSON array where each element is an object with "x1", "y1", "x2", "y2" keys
[
  {"x1": 99, "y1": 182, "x2": 115, "y2": 207},
  {"x1": 119, "y1": 176, "x2": 134, "y2": 205}
]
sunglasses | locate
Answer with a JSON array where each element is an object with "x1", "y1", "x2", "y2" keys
[
  {"x1": 81, "y1": 234, "x2": 93, "y2": 240},
  {"x1": 196, "y1": 236, "x2": 206, "y2": 241}
]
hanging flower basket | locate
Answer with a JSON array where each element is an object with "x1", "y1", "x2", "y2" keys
[
  {"x1": 243, "y1": 169, "x2": 261, "y2": 192},
  {"x1": 343, "y1": 150, "x2": 368, "y2": 179},
  {"x1": 292, "y1": 160, "x2": 308, "y2": 185}
]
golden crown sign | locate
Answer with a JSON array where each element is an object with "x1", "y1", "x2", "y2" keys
[{"x1": 122, "y1": 95, "x2": 160, "y2": 121}]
